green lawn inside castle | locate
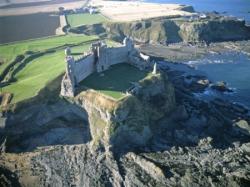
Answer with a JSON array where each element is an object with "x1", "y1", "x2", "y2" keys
[{"x1": 79, "y1": 63, "x2": 148, "y2": 100}]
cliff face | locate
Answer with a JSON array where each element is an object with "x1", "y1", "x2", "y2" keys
[
  {"x1": 72, "y1": 73, "x2": 175, "y2": 151},
  {"x1": 1, "y1": 64, "x2": 250, "y2": 187},
  {"x1": 106, "y1": 18, "x2": 250, "y2": 44},
  {"x1": 178, "y1": 18, "x2": 250, "y2": 43},
  {"x1": 76, "y1": 16, "x2": 250, "y2": 44}
]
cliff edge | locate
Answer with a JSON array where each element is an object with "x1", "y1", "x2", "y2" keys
[
  {"x1": 72, "y1": 15, "x2": 250, "y2": 44},
  {"x1": 71, "y1": 72, "x2": 175, "y2": 151}
]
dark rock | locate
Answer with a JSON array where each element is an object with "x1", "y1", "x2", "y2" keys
[
  {"x1": 184, "y1": 75, "x2": 210, "y2": 92},
  {"x1": 210, "y1": 81, "x2": 232, "y2": 92},
  {"x1": 212, "y1": 98, "x2": 230, "y2": 108},
  {"x1": 231, "y1": 103, "x2": 248, "y2": 114},
  {"x1": 185, "y1": 114, "x2": 208, "y2": 134},
  {"x1": 172, "y1": 105, "x2": 189, "y2": 121},
  {"x1": 205, "y1": 116, "x2": 224, "y2": 136}
]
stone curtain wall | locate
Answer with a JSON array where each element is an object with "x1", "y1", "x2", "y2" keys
[
  {"x1": 73, "y1": 54, "x2": 95, "y2": 83},
  {"x1": 97, "y1": 46, "x2": 129, "y2": 72},
  {"x1": 106, "y1": 47, "x2": 129, "y2": 65},
  {"x1": 61, "y1": 38, "x2": 139, "y2": 97}
]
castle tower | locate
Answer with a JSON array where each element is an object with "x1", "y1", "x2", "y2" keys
[
  {"x1": 123, "y1": 37, "x2": 134, "y2": 52},
  {"x1": 65, "y1": 56, "x2": 75, "y2": 84},
  {"x1": 65, "y1": 47, "x2": 71, "y2": 56},
  {"x1": 60, "y1": 56, "x2": 76, "y2": 97},
  {"x1": 96, "y1": 41, "x2": 108, "y2": 73}
]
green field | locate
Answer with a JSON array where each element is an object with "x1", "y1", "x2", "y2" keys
[
  {"x1": 0, "y1": 34, "x2": 98, "y2": 75},
  {"x1": 66, "y1": 13, "x2": 108, "y2": 27},
  {"x1": 0, "y1": 34, "x2": 120, "y2": 103},
  {"x1": 80, "y1": 63, "x2": 147, "y2": 99},
  {"x1": 0, "y1": 34, "x2": 98, "y2": 103},
  {"x1": 2, "y1": 51, "x2": 65, "y2": 103},
  {"x1": 1, "y1": 45, "x2": 92, "y2": 103}
]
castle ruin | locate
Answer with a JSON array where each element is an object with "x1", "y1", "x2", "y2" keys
[{"x1": 61, "y1": 37, "x2": 150, "y2": 97}]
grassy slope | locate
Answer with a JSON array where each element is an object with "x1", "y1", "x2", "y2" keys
[
  {"x1": 2, "y1": 51, "x2": 65, "y2": 103},
  {"x1": 0, "y1": 34, "x2": 97, "y2": 75},
  {"x1": 66, "y1": 13, "x2": 108, "y2": 27},
  {"x1": 80, "y1": 63, "x2": 147, "y2": 99},
  {"x1": 1, "y1": 36, "x2": 120, "y2": 103},
  {"x1": 0, "y1": 34, "x2": 99, "y2": 103}
]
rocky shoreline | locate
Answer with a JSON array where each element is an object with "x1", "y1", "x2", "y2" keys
[
  {"x1": 1, "y1": 4, "x2": 250, "y2": 186},
  {"x1": 0, "y1": 43, "x2": 250, "y2": 186},
  {"x1": 139, "y1": 40, "x2": 250, "y2": 62},
  {"x1": 140, "y1": 39, "x2": 250, "y2": 111}
]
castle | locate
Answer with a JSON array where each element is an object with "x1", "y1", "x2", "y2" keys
[{"x1": 60, "y1": 37, "x2": 151, "y2": 97}]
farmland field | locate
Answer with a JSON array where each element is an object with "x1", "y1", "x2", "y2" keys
[
  {"x1": 0, "y1": 34, "x2": 98, "y2": 75},
  {"x1": 0, "y1": 13, "x2": 60, "y2": 44},
  {"x1": 66, "y1": 13, "x2": 108, "y2": 27}
]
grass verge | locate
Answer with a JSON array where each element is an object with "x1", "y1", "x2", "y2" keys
[
  {"x1": 66, "y1": 13, "x2": 108, "y2": 27},
  {"x1": 0, "y1": 34, "x2": 98, "y2": 76}
]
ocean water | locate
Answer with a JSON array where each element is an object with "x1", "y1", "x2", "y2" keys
[
  {"x1": 147, "y1": 0, "x2": 250, "y2": 24},
  {"x1": 187, "y1": 52, "x2": 250, "y2": 108},
  {"x1": 147, "y1": 0, "x2": 250, "y2": 108}
]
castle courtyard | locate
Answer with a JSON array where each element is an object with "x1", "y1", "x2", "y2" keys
[{"x1": 79, "y1": 63, "x2": 148, "y2": 99}]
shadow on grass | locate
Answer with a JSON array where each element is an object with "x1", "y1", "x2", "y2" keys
[{"x1": 71, "y1": 52, "x2": 83, "y2": 56}]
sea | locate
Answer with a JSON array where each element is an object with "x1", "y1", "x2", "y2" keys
[
  {"x1": 146, "y1": 0, "x2": 250, "y2": 24},
  {"x1": 147, "y1": 0, "x2": 250, "y2": 108}
]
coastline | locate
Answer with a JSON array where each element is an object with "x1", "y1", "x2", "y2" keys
[
  {"x1": 140, "y1": 40, "x2": 250, "y2": 109},
  {"x1": 139, "y1": 40, "x2": 250, "y2": 62},
  {"x1": 0, "y1": 1, "x2": 250, "y2": 186}
]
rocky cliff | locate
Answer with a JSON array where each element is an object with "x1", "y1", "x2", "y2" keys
[
  {"x1": 108, "y1": 18, "x2": 250, "y2": 44},
  {"x1": 71, "y1": 73, "x2": 175, "y2": 151},
  {"x1": 1, "y1": 66, "x2": 250, "y2": 187},
  {"x1": 73, "y1": 15, "x2": 250, "y2": 44}
]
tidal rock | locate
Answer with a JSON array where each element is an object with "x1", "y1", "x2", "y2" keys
[
  {"x1": 211, "y1": 81, "x2": 232, "y2": 92},
  {"x1": 233, "y1": 120, "x2": 250, "y2": 136},
  {"x1": 184, "y1": 75, "x2": 210, "y2": 92},
  {"x1": 197, "y1": 79, "x2": 210, "y2": 87}
]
